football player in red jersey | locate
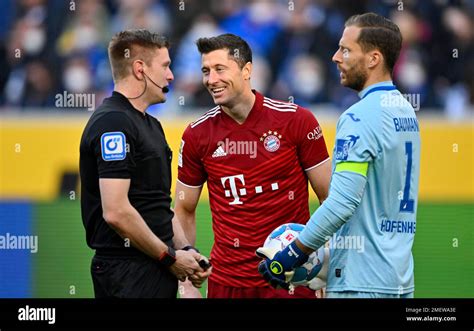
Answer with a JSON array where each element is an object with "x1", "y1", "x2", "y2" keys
[{"x1": 175, "y1": 34, "x2": 331, "y2": 298}]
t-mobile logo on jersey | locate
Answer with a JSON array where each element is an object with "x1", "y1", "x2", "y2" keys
[
  {"x1": 221, "y1": 174, "x2": 279, "y2": 205},
  {"x1": 221, "y1": 174, "x2": 246, "y2": 205}
]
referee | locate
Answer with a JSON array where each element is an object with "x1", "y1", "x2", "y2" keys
[{"x1": 79, "y1": 30, "x2": 211, "y2": 298}]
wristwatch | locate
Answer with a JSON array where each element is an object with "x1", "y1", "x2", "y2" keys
[{"x1": 159, "y1": 246, "x2": 177, "y2": 267}]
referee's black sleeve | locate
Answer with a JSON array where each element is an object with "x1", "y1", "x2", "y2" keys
[{"x1": 87, "y1": 111, "x2": 137, "y2": 179}]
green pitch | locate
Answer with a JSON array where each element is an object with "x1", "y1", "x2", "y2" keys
[{"x1": 33, "y1": 199, "x2": 473, "y2": 298}]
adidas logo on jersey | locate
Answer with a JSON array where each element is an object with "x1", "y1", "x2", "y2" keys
[{"x1": 212, "y1": 146, "x2": 227, "y2": 158}]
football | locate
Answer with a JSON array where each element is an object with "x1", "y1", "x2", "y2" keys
[{"x1": 262, "y1": 223, "x2": 328, "y2": 289}]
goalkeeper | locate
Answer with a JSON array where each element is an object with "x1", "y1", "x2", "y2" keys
[{"x1": 258, "y1": 13, "x2": 421, "y2": 298}]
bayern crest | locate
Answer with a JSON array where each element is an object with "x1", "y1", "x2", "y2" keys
[{"x1": 260, "y1": 130, "x2": 282, "y2": 152}]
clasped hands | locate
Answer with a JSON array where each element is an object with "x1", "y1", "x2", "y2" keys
[{"x1": 169, "y1": 248, "x2": 212, "y2": 288}]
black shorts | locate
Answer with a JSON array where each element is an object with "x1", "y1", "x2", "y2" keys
[{"x1": 91, "y1": 252, "x2": 178, "y2": 298}]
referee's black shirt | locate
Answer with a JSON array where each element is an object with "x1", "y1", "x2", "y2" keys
[{"x1": 79, "y1": 91, "x2": 174, "y2": 251}]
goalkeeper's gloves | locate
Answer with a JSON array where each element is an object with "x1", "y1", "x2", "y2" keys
[{"x1": 256, "y1": 241, "x2": 309, "y2": 290}]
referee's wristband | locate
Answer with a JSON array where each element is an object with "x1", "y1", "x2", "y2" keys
[
  {"x1": 181, "y1": 245, "x2": 200, "y2": 253},
  {"x1": 158, "y1": 246, "x2": 176, "y2": 267}
]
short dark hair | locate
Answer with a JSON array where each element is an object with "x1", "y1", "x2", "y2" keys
[
  {"x1": 345, "y1": 13, "x2": 402, "y2": 74},
  {"x1": 196, "y1": 33, "x2": 252, "y2": 68},
  {"x1": 108, "y1": 29, "x2": 169, "y2": 81}
]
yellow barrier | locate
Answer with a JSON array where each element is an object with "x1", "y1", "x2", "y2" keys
[{"x1": 0, "y1": 116, "x2": 472, "y2": 201}]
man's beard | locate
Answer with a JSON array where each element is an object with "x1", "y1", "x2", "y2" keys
[{"x1": 343, "y1": 64, "x2": 368, "y2": 92}]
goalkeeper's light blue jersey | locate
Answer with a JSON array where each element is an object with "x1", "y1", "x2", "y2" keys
[{"x1": 327, "y1": 81, "x2": 420, "y2": 294}]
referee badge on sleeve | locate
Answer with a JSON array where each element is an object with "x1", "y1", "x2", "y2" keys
[{"x1": 101, "y1": 132, "x2": 126, "y2": 161}]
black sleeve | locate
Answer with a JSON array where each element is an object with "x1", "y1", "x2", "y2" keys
[{"x1": 88, "y1": 111, "x2": 137, "y2": 179}]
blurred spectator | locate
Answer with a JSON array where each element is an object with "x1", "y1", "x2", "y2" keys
[
  {"x1": 272, "y1": 55, "x2": 326, "y2": 106},
  {"x1": 439, "y1": 7, "x2": 474, "y2": 119},
  {"x1": 56, "y1": 0, "x2": 110, "y2": 56},
  {"x1": 3, "y1": 0, "x2": 51, "y2": 108},
  {"x1": 111, "y1": 0, "x2": 171, "y2": 34},
  {"x1": 391, "y1": 10, "x2": 429, "y2": 109},
  {"x1": 55, "y1": 0, "x2": 112, "y2": 106},
  {"x1": 5, "y1": 60, "x2": 55, "y2": 107},
  {"x1": 62, "y1": 56, "x2": 93, "y2": 94},
  {"x1": 171, "y1": 14, "x2": 222, "y2": 108},
  {"x1": 270, "y1": 0, "x2": 341, "y2": 105},
  {"x1": 218, "y1": 0, "x2": 285, "y2": 57}
]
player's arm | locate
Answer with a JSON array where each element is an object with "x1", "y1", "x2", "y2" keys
[
  {"x1": 306, "y1": 159, "x2": 331, "y2": 204},
  {"x1": 172, "y1": 192, "x2": 209, "y2": 287},
  {"x1": 171, "y1": 212, "x2": 192, "y2": 250},
  {"x1": 174, "y1": 180, "x2": 212, "y2": 295},
  {"x1": 171, "y1": 208, "x2": 211, "y2": 292},
  {"x1": 258, "y1": 162, "x2": 368, "y2": 288},
  {"x1": 100, "y1": 178, "x2": 203, "y2": 281},
  {"x1": 174, "y1": 180, "x2": 203, "y2": 245},
  {"x1": 175, "y1": 126, "x2": 212, "y2": 295},
  {"x1": 292, "y1": 107, "x2": 331, "y2": 204},
  {"x1": 297, "y1": 161, "x2": 368, "y2": 252}
]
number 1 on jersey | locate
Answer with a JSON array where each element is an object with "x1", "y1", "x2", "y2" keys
[{"x1": 400, "y1": 141, "x2": 415, "y2": 213}]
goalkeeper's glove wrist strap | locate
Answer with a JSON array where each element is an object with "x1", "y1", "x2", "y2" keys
[{"x1": 280, "y1": 241, "x2": 309, "y2": 270}]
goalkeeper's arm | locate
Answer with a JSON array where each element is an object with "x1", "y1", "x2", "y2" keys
[
  {"x1": 256, "y1": 162, "x2": 369, "y2": 289},
  {"x1": 297, "y1": 162, "x2": 368, "y2": 253}
]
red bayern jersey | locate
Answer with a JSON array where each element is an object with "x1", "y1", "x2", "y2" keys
[{"x1": 178, "y1": 91, "x2": 329, "y2": 287}]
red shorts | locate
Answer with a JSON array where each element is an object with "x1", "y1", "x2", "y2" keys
[{"x1": 207, "y1": 279, "x2": 323, "y2": 298}]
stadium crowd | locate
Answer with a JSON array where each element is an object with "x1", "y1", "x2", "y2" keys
[{"x1": 0, "y1": 0, "x2": 473, "y2": 117}]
